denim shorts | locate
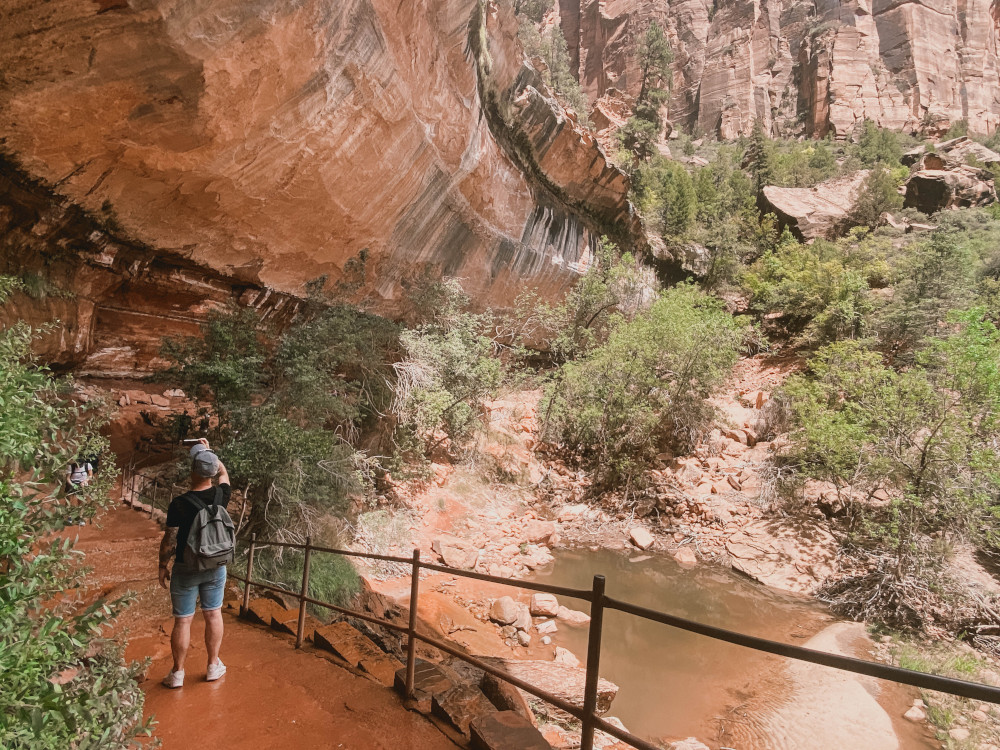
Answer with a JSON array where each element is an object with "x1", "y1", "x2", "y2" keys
[{"x1": 170, "y1": 565, "x2": 227, "y2": 617}]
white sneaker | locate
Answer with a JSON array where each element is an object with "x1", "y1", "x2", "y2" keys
[
  {"x1": 206, "y1": 660, "x2": 226, "y2": 682},
  {"x1": 162, "y1": 670, "x2": 184, "y2": 688}
]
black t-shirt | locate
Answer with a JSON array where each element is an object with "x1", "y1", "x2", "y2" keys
[{"x1": 165, "y1": 484, "x2": 232, "y2": 564}]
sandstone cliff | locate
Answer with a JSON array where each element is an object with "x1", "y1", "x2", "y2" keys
[
  {"x1": 556, "y1": 0, "x2": 1000, "y2": 139},
  {"x1": 0, "y1": 0, "x2": 648, "y2": 324}
]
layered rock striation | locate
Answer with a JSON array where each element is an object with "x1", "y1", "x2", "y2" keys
[
  {"x1": 0, "y1": 0, "x2": 653, "y2": 321},
  {"x1": 556, "y1": 0, "x2": 1000, "y2": 139}
]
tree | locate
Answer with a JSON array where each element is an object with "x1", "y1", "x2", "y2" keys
[
  {"x1": 846, "y1": 163, "x2": 903, "y2": 231},
  {"x1": 855, "y1": 119, "x2": 902, "y2": 167},
  {"x1": 659, "y1": 161, "x2": 696, "y2": 237},
  {"x1": 542, "y1": 284, "x2": 741, "y2": 484},
  {"x1": 636, "y1": 21, "x2": 673, "y2": 106},
  {"x1": 513, "y1": 0, "x2": 553, "y2": 23},
  {"x1": 746, "y1": 118, "x2": 774, "y2": 193},
  {"x1": 0, "y1": 315, "x2": 150, "y2": 747},
  {"x1": 392, "y1": 279, "x2": 502, "y2": 452},
  {"x1": 781, "y1": 315, "x2": 1000, "y2": 628},
  {"x1": 619, "y1": 21, "x2": 673, "y2": 161}
]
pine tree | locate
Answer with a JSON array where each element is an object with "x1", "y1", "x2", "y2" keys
[{"x1": 746, "y1": 119, "x2": 774, "y2": 193}]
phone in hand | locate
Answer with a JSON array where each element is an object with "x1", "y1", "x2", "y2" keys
[{"x1": 181, "y1": 438, "x2": 203, "y2": 445}]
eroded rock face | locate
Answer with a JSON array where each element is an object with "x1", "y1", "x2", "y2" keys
[
  {"x1": 904, "y1": 167, "x2": 998, "y2": 213},
  {"x1": 0, "y1": 0, "x2": 650, "y2": 316},
  {"x1": 559, "y1": 0, "x2": 1000, "y2": 138}
]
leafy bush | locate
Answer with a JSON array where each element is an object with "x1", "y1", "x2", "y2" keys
[
  {"x1": 781, "y1": 317, "x2": 1000, "y2": 628},
  {"x1": 744, "y1": 232, "x2": 888, "y2": 343},
  {"x1": 162, "y1": 305, "x2": 396, "y2": 541},
  {"x1": 542, "y1": 284, "x2": 741, "y2": 484},
  {"x1": 854, "y1": 119, "x2": 903, "y2": 167},
  {"x1": 392, "y1": 279, "x2": 502, "y2": 453},
  {"x1": 846, "y1": 163, "x2": 905, "y2": 230},
  {"x1": 0, "y1": 316, "x2": 150, "y2": 747}
]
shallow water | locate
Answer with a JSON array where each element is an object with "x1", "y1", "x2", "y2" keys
[{"x1": 529, "y1": 548, "x2": 833, "y2": 745}]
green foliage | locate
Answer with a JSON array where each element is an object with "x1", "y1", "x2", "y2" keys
[
  {"x1": 0, "y1": 275, "x2": 24, "y2": 303},
  {"x1": 782, "y1": 313, "x2": 1000, "y2": 578},
  {"x1": 519, "y1": 22, "x2": 589, "y2": 117},
  {"x1": 855, "y1": 119, "x2": 902, "y2": 167},
  {"x1": 542, "y1": 284, "x2": 741, "y2": 483},
  {"x1": 878, "y1": 229, "x2": 977, "y2": 356},
  {"x1": 846, "y1": 163, "x2": 905, "y2": 230},
  {"x1": 658, "y1": 161, "x2": 696, "y2": 238},
  {"x1": 0, "y1": 323, "x2": 149, "y2": 747},
  {"x1": 161, "y1": 307, "x2": 265, "y2": 405},
  {"x1": 163, "y1": 305, "x2": 397, "y2": 541},
  {"x1": 744, "y1": 234, "x2": 886, "y2": 344},
  {"x1": 509, "y1": 239, "x2": 652, "y2": 362},
  {"x1": 392, "y1": 279, "x2": 502, "y2": 452},
  {"x1": 259, "y1": 548, "x2": 361, "y2": 616},
  {"x1": 746, "y1": 119, "x2": 774, "y2": 192},
  {"x1": 274, "y1": 305, "x2": 399, "y2": 438},
  {"x1": 512, "y1": 0, "x2": 553, "y2": 23},
  {"x1": 619, "y1": 21, "x2": 672, "y2": 161}
]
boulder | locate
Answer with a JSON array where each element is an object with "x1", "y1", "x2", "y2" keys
[
  {"x1": 480, "y1": 672, "x2": 537, "y2": 725},
  {"x1": 536, "y1": 620, "x2": 558, "y2": 635},
  {"x1": 761, "y1": 172, "x2": 868, "y2": 240},
  {"x1": 432, "y1": 536, "x2": 480, "y2": 570},
  {"x1": 490, "y1": 597, "x2": 520, "y2": 626},
  {"x1": 673, "y1": 547, "x2": 697, "y2": 566},
  {"x1": 904, "y1": 167, "x2": 997, "y2": 214},
  {"x1": 522, "y1": 520, "x2": 556, "y2": 544},
  {"x1": 903, "y1": 706, "x2": 926, "y2": 722},
  {"x1": 553, "y1": 647, "x2": 581, "y2": 668},
  {"x1": 555, "y1": 606, "x2": 591, "y2": 626},
  {"x1": 530, "y1": 593, "x2": 560, "y2": 617},
  {"x1": 483, "y1": 657, "x2": 618, "y2": 718},
  {"x1": 629, "y1": 527, "x2": 654, "y2": 550},
  {"x1": 513, "y1": 604, "x2": 532, "y2": 632},
  {"x1": 558, "y1": 503, "x2": 588, "y2": 522},
  {"x1": 516, "y1": 631, "x2": 531, "y2": 647}
]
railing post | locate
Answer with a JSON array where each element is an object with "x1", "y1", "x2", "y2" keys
[
  {"x1": 405, "y1": 549, "x2": 421, "y2": 699},
  {"x1": 241, "y1": 533, "x2": 257, "y2": 616},
  {"x1": 580, "y1": 574, "x2": 606, "y2": 750},
  {"x1": 296, "y1": 536, "x2": 313, "y2": 649}
]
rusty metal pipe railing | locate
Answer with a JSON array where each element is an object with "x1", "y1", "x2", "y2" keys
[{"x1": 231, "y1": 536, "x2": 1000, "y2": 750}]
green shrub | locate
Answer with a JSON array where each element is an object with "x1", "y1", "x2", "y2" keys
[
  {"x1": 392, "y1": 279, "x2": 502, "y2": 452},
  {"x1": 846, "y1": 163, "x2": 905, "y2": 230},
  {"x1": 542, "y1": 284, "x2": 741, "y2": 484},
  {"x1": 0, "y1": 316, "x2": 150, "y2": 747}
]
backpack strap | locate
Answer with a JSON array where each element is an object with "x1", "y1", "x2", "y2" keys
[{"x1": 184, "y1": 492, "x2": 209, "y2": 512}]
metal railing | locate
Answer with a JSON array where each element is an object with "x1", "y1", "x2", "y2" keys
[{"x1": 231, "y1": 535, "x2": 1000, "y2": 750}]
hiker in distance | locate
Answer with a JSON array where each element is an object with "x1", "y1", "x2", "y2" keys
[{"x1": 158, "y1": 438, "x2": 237, "y2": 688}]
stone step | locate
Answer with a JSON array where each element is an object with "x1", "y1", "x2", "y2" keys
[
  {"x1": 313, "y1": 621, "x2": 403, "y2": 687},
  {"x1": 482, "y1": 658, "x2": 618, "y2": 723},
  {"x1": 471, "y1": 711, "x2": 551, "y2": 750},
  {"x1": 394, "y1": 659, "x2": 456, "y2": 713},
  {"x1": 243, "y1": 597, "x2": 295, "y2": 627},
  {"x1": 431, "y1": 684, "x2": 498, "y2": 737}
]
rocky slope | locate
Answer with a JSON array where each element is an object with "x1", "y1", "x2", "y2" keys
[
  {"x1": 0, "y1": 0, "x2": 652, "y2": 325},
  {"x1": 556, "y1": 0, "x2": 1000, "y2": 139}
]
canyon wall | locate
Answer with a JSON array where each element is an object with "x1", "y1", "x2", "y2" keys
[
  {"x1": 0, "y1": 0, "x2": 647, "y2": 333},
  {"x1": 557, "y1": 0, "x2": 1000, "y2": 138}
]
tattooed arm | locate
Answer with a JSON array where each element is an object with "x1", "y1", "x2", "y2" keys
[{"x1": 158, "y1": 527, "x2": 178, "y2": 588}]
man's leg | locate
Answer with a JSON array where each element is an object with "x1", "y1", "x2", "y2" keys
[
  {"x1": 204, "y1": 608, "x2": 224, "y2": 666},
  {"x1": 171, "y1": 615, "x2": 193, "y2": 672}
]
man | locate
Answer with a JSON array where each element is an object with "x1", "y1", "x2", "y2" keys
[{"x1": 158, "y1": 438, "x2": 231, "y2": 688}]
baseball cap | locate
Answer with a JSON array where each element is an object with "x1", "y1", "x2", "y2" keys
[{"x1": 189, "y1": 443, "x2": 220, "y2": 478}]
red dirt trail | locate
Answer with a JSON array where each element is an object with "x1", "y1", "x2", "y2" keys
[{"x1": 70, "y1": 505, "x2": 458, "y2": 750}]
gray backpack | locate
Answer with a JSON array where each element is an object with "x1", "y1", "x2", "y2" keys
[{"x1": 182, "y1": 487, "x2": 236, "y2": 571}]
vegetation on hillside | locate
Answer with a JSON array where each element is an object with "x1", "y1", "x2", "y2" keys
[{"x1": 0, "y1": 290, "x2": 149, "y2": 748}]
